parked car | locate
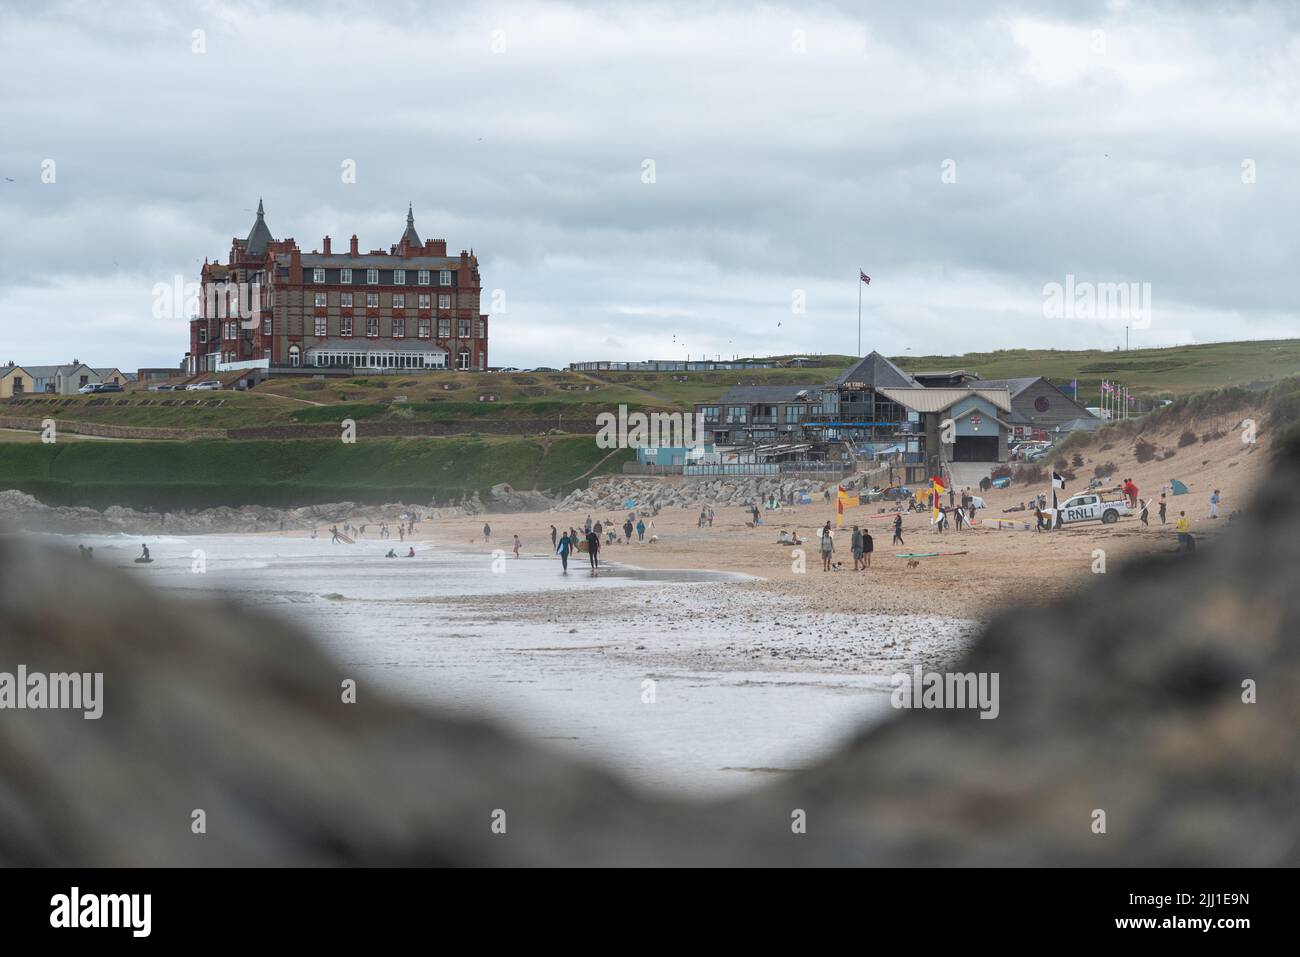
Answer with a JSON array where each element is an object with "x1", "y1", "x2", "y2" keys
[
  {"x1": 148, "y1": 383, "x2": 175, "y2": 392},
  {"x1": 1056, "y1": 492, "x2": 1131, "y2": 526},
  {"x1": 77, "y1": 383, "x2": 99, "y2": 394},
  {"x1": 97, "y1": 381, "x2": 124, "y2": 393},
  {"x1": 186, "y1": 380, "x2": 221, "y2": 391}
]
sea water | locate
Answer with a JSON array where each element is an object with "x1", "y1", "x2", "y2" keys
[{"x1": 18, "y1": 531, "x2": 976, "y2": 795}]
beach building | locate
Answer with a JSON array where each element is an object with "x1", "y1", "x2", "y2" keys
[
  {"x1": 188, "y1": 201, "x2": 489, "y2": 376},
  {"x1": 975, "y1": 376, "x2": 1097, "y2": 435},
  {"x1": 24, "y1": 362, "x2": 106, "y2": 395},
  {"x1": 0, "y1": 363, "x2": 34, "y2": 398},
  {"x1": 693, "y1": 351, "x2": 1015, "y2": 483}
]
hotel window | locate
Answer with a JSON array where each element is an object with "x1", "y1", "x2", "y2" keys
[
  {"x1": 367, "y1": 268, "x2": 379, "y2": 284},
  {"x1": 475, "y1": 321, "x2": 485, "y2": 338},
  {"x1": 457, "y1": 349, "x2": 470, "y2": 370},
  {"x1": 418, "y1": 319, "x2": 431, "y2": 338},
  {"x1": 437, "y1": 318, "x2": 450, "y2": 337},
  {"x1": 315, "y1": 292, "x2": 327, "y2": 307},
  {"x1": 288, "y1": 345, "x2": 301, "y2": 367},
  {"x1": 366, "y1": 293, "x2": 379, "y2": 308},
  {"x1": 313, "y1": 268, "x2": 325, "y2": 283},
  {"x1": 438, "y1": 294, "x2": 450, "y2": 309},
  {"x1": 392, "y1": 293, "x2": 405, "y2": 308},
  {"x1": 314, "y1": 317, "x2": 327, "y2": 337},
  {"x1": 340, "y1": 268, "x2": 353, "y2": 284},
  {"x1": 439, "y1": 270, "x2": 452, "y2": 286},
  {"x1": 340, "y1": 316, "x2": 353, "y2": 337},
  {"x1": 198, "y1": 328, "x2": 207, "y2": 344},
  {"x1": 394, "y1": 269, "x2": 405, "y2": 284},
  {"x1": 341, "y1": 292, "x2": 352, "y2": 307},
  {"x1": 392, "y1": 318, "x2": 405, "y2": 338},
  {"x1": 418, "y1": 269, "x2": 430, "y2": 285},
  {"x1": 458, "y1": 319, "x2": 470, "y2": 338},
  {"x1": 262, "y1": 318, "x2": 272, "y2": 335},
  {"x1": 785, "y1": 405, "x2": 802, "y2": 423},
  {"x1": 366, "y1": 317, "x2": 379, "y2": 337},
  {"x1": 418, "y1": 294, "x2": 431, "y2": 309}
]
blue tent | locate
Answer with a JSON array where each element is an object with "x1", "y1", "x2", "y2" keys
[{"x1": 1170, "y1": 479, "x2": 1189, "y2": 495}]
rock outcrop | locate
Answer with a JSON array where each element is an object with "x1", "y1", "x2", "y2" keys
[{"x1": 1, "y1": 437, "x2": 1298, "y2": 866}]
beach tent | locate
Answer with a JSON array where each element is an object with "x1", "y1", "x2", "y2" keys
[
  {"x1": 991, "y1": 476, "x2": 1012, "y2": 489},
  {"x1": 1169, "y1": 479, "x2": 1189, "y2": 495},
  {"x1": 797, "y1": 491, "x2": 813, "y2": 504}
]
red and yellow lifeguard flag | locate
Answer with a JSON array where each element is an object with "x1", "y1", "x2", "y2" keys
[
  {"x1": 930, "y1": 475, "x2": 946, "y2": 525},
  {"x1": 835, "y1": 484, "x2": 859, "y2": 527}
]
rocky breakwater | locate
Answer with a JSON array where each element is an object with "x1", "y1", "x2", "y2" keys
[{"x1": 554, "y1": 474, "x2": 852, "y2": 512}]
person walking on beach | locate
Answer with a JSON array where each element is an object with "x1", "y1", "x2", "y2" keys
[
  {"x1": 1158, "y1": 492, "x2": 1167, "y2": 525},
  {"x1": 819, "y1": 523, "x2": 834, "y2": 571},
  {"x1": 850, "y1": 525, "x2": 863, "y2": 571},
  {"x1": 512, "y1": 534, "x2": 522, "y2": 558},
  {"x1": 584, "y1": 515, "x2": 592, "y2": 535},
  {"x1": 585, "y1": 529, "x2": 601, "y2": 570},
  {"x1": 594, "y1": 520, "x2": 603, "y2": 539},
  {"x1": 707, "y1": 507, "x2": 714, "y2": 527},
  {"x1": 398, "y1": 526, "x2": 405, "y2": 543},
  {"x1": 623, "y1": 519, "x2": 634, "y2": 543},
  {"x1": 892, "y1": 513, "x2": 904, "y2": 546},
  {"x1": 483, "y1": 522, "x2": 491, "y2": 542},
  {"x1": 330, "y1": 525, "x2": 341, "y2": 544},
  {"x1": 636, "y1": 518, "x2": 646, "y2": 542},
  {"x1": 550, "y1": 525, "x2": 558, "y2": 549},
  {"x1": 862, "y1": 528, "x2": 873, "y2": 568},
  {"x1": 556, "y1": 530, "x2": 573, "y2": 574},
  {"x1": 1176, "y1": 511, "x2": 1194, "y2": 553},
  {"x1": 1209, "y1": 488, "x2": 1221, "y2": 519},
  {"x1": 1138, "y1": 498, "x2": 1150, "y2": 526}
]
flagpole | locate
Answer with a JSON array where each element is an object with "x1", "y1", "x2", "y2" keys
[{"x1": 857, "y1": 270, "x2": 862, "y2": 357}]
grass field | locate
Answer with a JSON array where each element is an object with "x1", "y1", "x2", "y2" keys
[
  {"x1": 0, "y1": 435, "x2": 633, "y2": 510},
  {"x1": 7, "y1": 340, "x2": 1297, "y2": 435}
]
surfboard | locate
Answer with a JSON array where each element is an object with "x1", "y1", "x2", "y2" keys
[
  {"x1": 133, "y1": 557, "x2": 154, "y2": 564},
  {"x1": 894, "y1": 551, "x2": 968, "y2": 558},
  {"x1": 336, "y1": 533, "x2": 355, "y2": 544}
]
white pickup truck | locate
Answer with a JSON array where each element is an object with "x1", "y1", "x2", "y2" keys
[{"x1": 1055, "y1": 492, "x2": 1131, "y2": 526}]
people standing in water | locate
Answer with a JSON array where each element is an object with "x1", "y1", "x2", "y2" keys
[
  {"x1": 585, "y1": 528, "x2": 601, "y2": 571},
  {"x1": 892, "y1": 513, "x2": 904, "y2": 546},
  {"x1": 556, "y1": 530, "x2": 573, "y2": 574}
]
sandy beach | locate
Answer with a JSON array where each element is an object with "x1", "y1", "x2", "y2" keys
[{"x1": 409, "y1": 424, "x2": 1269, "y2": 621}]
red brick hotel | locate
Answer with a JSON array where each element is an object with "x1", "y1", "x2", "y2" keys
[{"x1": 188, "y1": 201, "x2": 489, "y2": 375}]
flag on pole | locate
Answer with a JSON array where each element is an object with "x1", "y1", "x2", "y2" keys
[
  {"x1": 929, "y1": 475, "x2": 946, "y2": 525},
  {"x1": 1071, "y1": 378, "x2": 1078, "y2": 398},
  {"x1": 860, "y1": 270, "x2": 871, "y2": 285},
  {"x1": 1052, "y1": 470, "x2": 1067, "y2": 490}
]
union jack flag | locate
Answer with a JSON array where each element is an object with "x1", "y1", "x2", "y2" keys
[{"x1": 860, "y1": 270, "x2": 871, "y2": 285}]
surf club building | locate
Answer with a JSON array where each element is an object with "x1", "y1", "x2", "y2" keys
[
  {"x1": 694, "y1": 351, "x2": 1015, "y2": 483},
  {"x1": 187, "y1": 202, "x2": 489, "y2": 376}
]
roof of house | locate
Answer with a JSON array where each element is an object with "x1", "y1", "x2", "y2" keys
[
  {"x1": 876, "y1": 386, "x2": 1013, "y2": 414},
  {"x1": 400, "y1": 205, "x2": 422, "y2": 247},
  {"x1": 716, "y1": 384, "x2": 820, "y2": 404},
  {"x1": 974, "y1": 376, "x2": 1042, "y2": 398},
  {"x1": 22, "y1": 363, "x2": 96, "y2": 379},
  {"x1": 282, "y1": 253, "x2": 464, "y2": 269},
  {"x1": 244, "y1": 199, "x2": 274, "y2": 257},
  {"x1": 830, "y1": 351, "x2": 921, "y2": 389},
  {"x1": 912, "y1": 369, "x2": 983, "y2": 383},
  {"x1": 0, "y1": 364, "x2": 33, "y2": 377}
]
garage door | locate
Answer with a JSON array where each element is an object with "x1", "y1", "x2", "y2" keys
[{"x1": 954, "y1": 436, "x2": 999, "y2": 461}]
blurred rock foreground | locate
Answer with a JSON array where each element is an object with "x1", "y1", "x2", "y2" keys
[{"x1": 1, "y1": 440, "x2": 1297, "y2": 866}]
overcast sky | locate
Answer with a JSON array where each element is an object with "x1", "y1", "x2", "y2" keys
[{"x1": 2, "y1": 0, "x2": 1297, "y2": 370}]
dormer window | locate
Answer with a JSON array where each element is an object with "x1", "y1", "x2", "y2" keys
[{"x1": 313, "y1": 268, "x2": 325, "y2": 283}]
